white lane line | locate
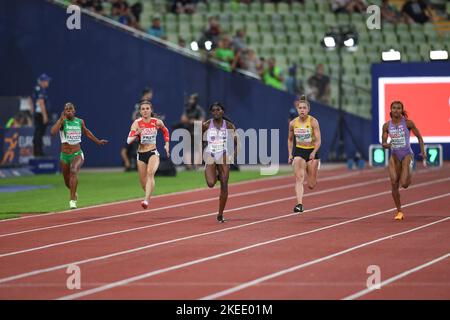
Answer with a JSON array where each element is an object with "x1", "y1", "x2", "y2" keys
[
  {"x1": 343, "y1": 253, "x2": 450, "y2": 300},
  {"x1": 0, "y1": 177, "x2": 401, "y2": 285},
  {"x1": 200, "y1": 217, "x2": 450, "y2": 300},
  {"x1": 0, "y1": 171, "x2": 369, "y2": 238},
  {"x1": 56, "y1": 194, "x2": 450, "y2": 300},
  {"x1": 0, "y1": 176, "x2": 393, "y2": 257},
  {"x1": 0, "y1": 173, "x2": 298, "y2": 223},
  {"x1": 1, "y1": 176, "x2": 448, "y2": 258}
]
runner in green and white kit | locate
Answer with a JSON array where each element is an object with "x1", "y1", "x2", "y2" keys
[{"x1": 51, "y1": 103, "x2": 108, "y2": 209}]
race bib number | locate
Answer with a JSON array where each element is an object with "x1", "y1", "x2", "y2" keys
[
  {"x1": 294, "y1": 128, "x2": 312, "y2": 143},
  {"x1": 66, "y1": 131, "x2": 82, "y2": 144},
  {"x1": 140, "y1": 128, "x2": 157, "y2": 144},
  {"x1": 389, "y1": 128, "x2": 406, "y2": 149}
]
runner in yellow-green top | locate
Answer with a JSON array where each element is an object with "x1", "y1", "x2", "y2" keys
[
  {"x1": 288, "y1": 95, "x2": 321, "y2": 214},
  {"x1": 50, "y1": 103, "x2": 108, "y2": 209}
]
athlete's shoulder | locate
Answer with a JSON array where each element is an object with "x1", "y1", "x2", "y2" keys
[
  {"x1": 309, "y1": 115, "x2": 318, "y2": 123},
  {"x1": 226, "y1": 120, "x2": 236, "y2": 129}
]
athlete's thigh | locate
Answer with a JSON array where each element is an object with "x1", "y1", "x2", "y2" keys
[
  {"x1": 70, "y1": 155, "x2": 84, "y2": 173},
  {"x1": 218, "y1": 164, "x2": 230, "y2": 184},
  {"x1": 388, "y1": 155, "x2": 401, "y2": 184},
  {"x1": 205, "y1": 163, "x2": 217, "y2": 182},
  {"x1": 147, "y1": 154, "x2": 160, "y2": 175},
  {"x1": 306, "y1": 159, "x2": 319, "y2": 178},
  {"x1": 400, "y1": 154, "x2": 413, "y2": 181},
  {"x1": 60, "y1": 161, "x2": 71, "y2": 181},
  {"x1": 293, "y1": 157, "x2": 307, "y2": 179},
  {"x1": 137, "y1": 160, "x2": 148, "y2": 185}
]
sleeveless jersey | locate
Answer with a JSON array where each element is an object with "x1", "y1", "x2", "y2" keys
[
  {"x1": 293, "y1": 115, "x2": 314, "y2": 149},
  {"x1": 206, "y1": 119, "x2": 228, "y2": 155},
  {"x1": 388, "y1": 117, "x2": 411, "y2": 151},
  {"x1": 60, "y1": 118, "x2": 83, "y2": 145}
]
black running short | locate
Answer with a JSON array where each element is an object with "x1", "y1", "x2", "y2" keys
[
  {"x1": 137, "y1": 149, "x2": 159, "y2": 164},
  {"x1": 292, "y1": 147, "x2": 319, "y2": 162}
]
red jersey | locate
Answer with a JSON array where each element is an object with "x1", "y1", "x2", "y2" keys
[{"x1": 128, "y1": 117, "x2": 169, "y2": 145}]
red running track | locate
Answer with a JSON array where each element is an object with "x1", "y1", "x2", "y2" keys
[{"x1": 0, "y1": 165, "x2": 449, "y2": 300}]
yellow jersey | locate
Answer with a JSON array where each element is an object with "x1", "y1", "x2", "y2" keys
[{"x1": 293, "y1": 115, "x2": 315, "y2": 149}]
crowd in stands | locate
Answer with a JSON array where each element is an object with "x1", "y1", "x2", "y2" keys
[{"x1": 70, "y1": 0, "x2": 446, "y2": 103}]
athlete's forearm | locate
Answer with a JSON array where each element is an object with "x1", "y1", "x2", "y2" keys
[
  {"x1": 85, "y1": 129, "x2": 101, "y2": 144},
  {"x1": 287, "y1": 139, "x2": 293, "y2": 157}
]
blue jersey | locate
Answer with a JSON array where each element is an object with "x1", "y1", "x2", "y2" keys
[{"x1": 32, "y1": 85, "x2": 48, "y2": 114}]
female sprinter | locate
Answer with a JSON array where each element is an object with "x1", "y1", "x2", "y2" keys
[
  {"x1": 381, "y1": 100, "x2": 426, "y2": 220},
  {"x1": 127, "y1": 100, "x2": 170, "y2": 209},
  {"x1": 288, "y1": 95, "x2": 321, "y2": 213},
  {"x1": 202, "y1": 102, "x2": 238, "y2": 223},
  {"x1": 50, "y1": 103, "x2": 108, "y2": 209}
]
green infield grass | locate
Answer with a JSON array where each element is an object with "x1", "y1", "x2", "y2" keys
[{"x1": 0, "y1": 168, "x2": 290, "y2": 219}]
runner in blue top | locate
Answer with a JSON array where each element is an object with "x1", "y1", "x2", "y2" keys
[
  {"x1": 202, "y1": 102, "x2": 238, "y2": 223},
  {"x1": 381, "y1": 101, "x2": 426, "y2": 220}
]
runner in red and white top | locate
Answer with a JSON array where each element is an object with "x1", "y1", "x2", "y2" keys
[{"x1": 127, "y1": 100, "x2": 170, "y2": 209}]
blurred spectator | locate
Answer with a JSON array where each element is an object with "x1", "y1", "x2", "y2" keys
[
  {"x1": 32, "y1": 73, "x2": 51, "y2": 157},
  {"x1": 198, "y1": 16, "x2": 221, "y2": 50},
  {"x1": 402, "y1": 0, "x2": 433, "y2": 24},
  {"x1": 172, "y1": 93, "x2": 205, "y2": 170},
  {"x1": 381, "y1": 0, "x2": 405, "y2": 24},
  {"x1": 307, "y1": 64, "x2": 331, "y2": 105},
  {"x1": 214, "y1": 36, "x2": 236, "y2": 72},
  {"x1": 288, "y1": 100, "x2": 298, "y2": 122},
  {"x1": 332, "y1": 0, "x2": 367, "y2": 13},
  {"x1": 130, "y1": 2, "x2": 143, "y2": 23},
  {"x1": 178, "y1": 36, "x2": 186, "y2": 48},
  {"x1": 121, "y1": 140, "x2": 138, "y2": 171},
  {"x1": 238, "y1": 48, "x2": 261, "y2": 75},
  {"x1": 263, "y1": 57, "x2": 285, "y2": 90},
  {"x1": 132, "y1": 87, "x2": 153, "y2": 120},
  {"x1": 232, "y1": 29, "x2": 247, "y2": 52},
  {"x1": 171, "y1": 0, "x2": 196, "y2": 14},
  {"x1": 285, "y1": 64, "x2": 304, "y2": 95},
  {"x1": 148, "y1": 17, "x2": 166, "y2": 40},
  {"x1": 19, "y1": 96, "x2": 33, "y2": 127},
  {"x1": 5, "y1": 112, "x2": 30, "y2": 129}
]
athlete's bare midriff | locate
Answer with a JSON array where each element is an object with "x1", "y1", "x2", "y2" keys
[{"x1": 61, "y1": 143, "x2": 81, "y2": 154}]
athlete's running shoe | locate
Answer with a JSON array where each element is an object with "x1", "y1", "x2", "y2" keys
[
  {"x1": 293, "y1": 204, "x2": 303, "y2": 213},
  {"x1": 394, "y1": 211, "x2": 404, "y2": 220},
  {"x1": 217, "y1": 214, "x2": 226, "y2": 223},
  {"x1": 69, "y1": 200, "x2": 77, "y2": 209},
  {"x1": 141, "y1": 200, "x2": 149, "y2": 209}
]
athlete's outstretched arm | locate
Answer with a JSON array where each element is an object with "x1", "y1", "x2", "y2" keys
[
  {"x1": 287, "y1": 120, "x2": 294, "y2": 164},
  {"x1": 82, "y1": 120, "x2": 108, "y2": 145}
]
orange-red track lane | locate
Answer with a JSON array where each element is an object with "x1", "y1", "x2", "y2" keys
[{"x1": 0, "y1": 165, "x2": 448, "y2": 300}]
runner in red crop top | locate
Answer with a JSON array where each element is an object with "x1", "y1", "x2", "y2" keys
[{"x1": 127, "y1": 100, "x2": 170, "y2": 209}]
